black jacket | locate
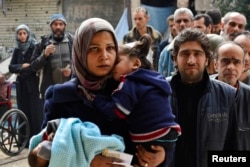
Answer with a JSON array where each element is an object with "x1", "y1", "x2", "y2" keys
[
  {"x1": 169, "y1": 72, "x2": 238, "y2": 167},
  {"x1": 235, "y1": 81, "x2": 250, "y2": 150},
  {"x1": 30, "y1": 33, "x2": 73, "y2": 98}
]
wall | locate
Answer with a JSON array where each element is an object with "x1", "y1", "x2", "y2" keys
[
  {"x1": 0, "y1": 0, "x2": 60, "y2": 48},
  {"x1": 63, "y1": 0, "x2": 125, "y2": 34},
  {"x1": 0, "y1": 0, "x2": 126, "y2": 49}
]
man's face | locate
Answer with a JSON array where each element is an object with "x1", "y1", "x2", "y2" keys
[
  {"x1": 222, "y1": 14, "x2": 245, "y2": 40},
  {"x1": 215, "y1": 43, "x2": 245, "y2": 86},
  {"x1": 234, "y1": 35, "x2": 250, "y2": 71},
  {"x1": 193, "y1": 18, "x2": 211, "y2": 34},
  {"x1": 175, "y1": 13, "x2": 193, "y2": 33},
  {"x1": 134, "y1": 11, "x2": 149, "y2": 31},
  {"x1": 168, "y1": 20, "x2": 178, "y2": 37},
  {"x1": 212, "y1": 23, "x2": 222, "y2": 35},
  {"x1": 51, "y1": 20, "x2": 66, "y2": 36},
  {"x1": 174, "y1": 41, "x2": 208, "y2": 84}
]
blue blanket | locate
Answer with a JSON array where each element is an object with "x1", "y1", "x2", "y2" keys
[{"x1": 29, "y1": 118, "x2": 125, "y2": 167}]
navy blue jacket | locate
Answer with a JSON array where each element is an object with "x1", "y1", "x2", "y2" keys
[
  {"x1": 42, "y1": 77, "x2": 172, "y2": 166},
  {"x1": 169, "y1": 72, "x2": 238, "y2": 167},
  {"x1": 235, "y1": 81, "x2": 250, "y2": 150}
]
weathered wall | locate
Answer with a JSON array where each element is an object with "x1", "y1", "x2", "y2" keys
[
  {"x1": 63, "y1": 0, "x2": 125, "y2": 34},
  {"x1": 0, "y1": 0, "x2": 59, "y2": 48},
  {"x1": 0, "y1": 0, "x2": 126, "y2": 49}
]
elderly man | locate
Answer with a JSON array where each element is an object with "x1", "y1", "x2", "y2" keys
[
  {"x1": 234, "y1": 31, "x2": 250, "y2": 85},
  {"x1": 213, "y1": 41, "x2": 250, "y2": 151},
  {"x1": 158, "y1": 7, "x2": 193, "y2": 77},
  {"x1": 31, "y1": 14, "x2": 74, "y2": 100},
  {"x1": 221, "y1": 12, "x2": 247, "y2": 41}
]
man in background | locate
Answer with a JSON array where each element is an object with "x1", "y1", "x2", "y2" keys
[
  {"x1": 31, "y1": 14, "x2": 74, "y2": 100},
  {"x1": 123, "y1": 7, "x2": 162, "y2": 70}
]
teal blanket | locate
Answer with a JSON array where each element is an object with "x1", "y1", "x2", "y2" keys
[{"x1": 29, "y1": 118, "x2": 125, "y2": 167}]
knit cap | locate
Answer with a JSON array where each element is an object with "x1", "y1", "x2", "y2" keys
[{"x1": 49, "y1": 13, "x2": 67, "y2": 26}]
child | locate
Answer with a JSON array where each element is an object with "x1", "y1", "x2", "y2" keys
[
  {"x1": 92, "y1": 34, "x2": 181, "y2": 165},
  {"x1": 28, "y1": 118, "x2": 125, "y2": 167}
]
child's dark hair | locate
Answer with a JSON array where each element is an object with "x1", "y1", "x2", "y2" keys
[
  {"x1": 119, "y1": 34, "x2": 153, "y2": 70},
  {"x1": 28, "y1": 150, "x2": 49, "y2": 167}
]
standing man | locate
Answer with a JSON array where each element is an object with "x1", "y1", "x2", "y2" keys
[
  {"x1": 158, "y1": 7, "x2": 193, "y2": 77},
  {"x1": 169, "y1": 29, "x2": 237, "y2": 167},
  {"x1": 206, "y1": 9, "x2": 222, "y2": 35},
  {"x1": 193, "y1": 14, "x2": 213, "y2": 34},
  {"x1": 233, "y1": 31, "x2": 250, "y2": 85},
  {"x1": 31, "y1": 13, "x2": 74, "y2": 100},
  {"x1": 123, "y1": 7, "x2": 162, "y2": 70},
  {"x1": 221, "y1": 12, "x2": 247, "y2": 41},
  {"x1": 214, "y1": 41, "x2": 250, "y2": 150},
  {"x1": 158, "y1": 14, "x2": 178, "y2": 56}
]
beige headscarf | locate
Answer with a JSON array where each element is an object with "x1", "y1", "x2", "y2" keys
[{"x1": 72, "y1": 18, "x2": 118, "y2": 90}]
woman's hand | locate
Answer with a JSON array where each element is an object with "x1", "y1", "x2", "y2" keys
[
  {"x1": 22, "y1": 63, "x2": 30, "y2": 69},
  {"x1": 90, "y1": 154, "x2": 125, "y2": 167},
  {"x1": 61, "y1": 67, "x2": 71, "y2": 77},
  {"x1": 135, "y1": 145, "x2": 165, "y2": 167}
]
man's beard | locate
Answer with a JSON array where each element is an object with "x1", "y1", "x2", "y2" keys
[{"x1": 52, "y1": 29, "x2": 65, "y2": 42}]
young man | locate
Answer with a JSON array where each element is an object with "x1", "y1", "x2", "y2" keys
[
  {"x1": 206, "y1": 9, "x2": 222, "y2": 35},
  {"x1": 31, "y1": 14, "x2": 74, "y2": 100},
  {"x1": 214, "y1": 41, "x2": 250, "y2": 150},
  {"x1": 193, "y1": 14, "x2": 212, "y2": 34},
  {"x1": 123, "y1": 7, "x2": 162, "y2": 71},
  {"x1": 168, "y1": 29, "x2": 238, "y2": 167}
]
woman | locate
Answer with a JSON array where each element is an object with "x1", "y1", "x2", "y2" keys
[
  {"x1": 42, "y1": 18, "x2": 166, "y2": 167},
  {"x1": 9, "y1": 24, "x2": 43, "y2": 143}
]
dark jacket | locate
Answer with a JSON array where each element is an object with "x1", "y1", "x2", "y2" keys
[
  {"x1": 94, "y1": 68, "x2": 180, "y2": 141},
  {"x1": 9, "y1": 44, "x2": 43, "y2": 137},
  {"x1": 9, "y1": 44, "x2": 39, "y2": 95},
  {"x1": 242, "y1": 71, "x2": 250, "y2": 85},
  {"x1": 123, "y1": 26, "x2": 162, "y2": 70},
  {"x1": 235, "y1": 81, "x2": 250, "y2": 150},
  {"x1": 42, "y1": 77, "x2": 169, "y2": 167},
  {"x1": 42, "y1": 77, "x2": 133, "y2": 151},
  {"x1": 31, "y1": 33, "x2": 73, "y2": 98},
  {"x1": 169, "y1": 72, "x2": 237, "y2": 167}
]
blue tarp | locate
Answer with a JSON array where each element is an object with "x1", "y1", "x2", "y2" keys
[{"x1": 115, "y1": 8, "x2": 129, "y2": 44}]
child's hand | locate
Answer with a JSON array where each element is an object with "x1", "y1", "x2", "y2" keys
[{"x1": 135, "y1": 145, "x2": 165, "y2": 167}]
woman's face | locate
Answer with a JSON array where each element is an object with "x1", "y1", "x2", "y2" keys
[
  {"x1": 87, "y1": 31, "x2": 116, "y2": 77},
  {"x1": 17, "y1": 29, "x2": 28, "y2": 43}
]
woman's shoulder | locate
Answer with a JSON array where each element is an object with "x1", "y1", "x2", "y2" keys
[{"x1": 45, "y1": 78, "x2": 82, "y2": 102}]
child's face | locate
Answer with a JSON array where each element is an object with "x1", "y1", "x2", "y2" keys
[
  {"x1": 47, "y1": 132, "x2": 55, "y2": 141},
  {"x1": 112, "y1": 54, "x2": 135, "y2": 81}
]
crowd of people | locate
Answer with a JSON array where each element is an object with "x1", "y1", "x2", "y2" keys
[{"x1": 0, "y1": 1, "x2": 249, "y2": 167}]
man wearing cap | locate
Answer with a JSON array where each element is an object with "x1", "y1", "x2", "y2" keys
[{"x1": 31, "y1": 13, "x2": 74, "y2": 101}]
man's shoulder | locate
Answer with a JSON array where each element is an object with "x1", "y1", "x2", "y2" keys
[
  {"x1": 147, "y1": 25, "x2": 162, "y2": 40},
  {"x1": 210, "y1": 78, "x2": 236, "y2": 94},
  {"x1": 65, "y1": 32, "x2": 74, "y2": 41},
  {"x1": 239, "y1": 81, "x2": 250, "y2": 91}
]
